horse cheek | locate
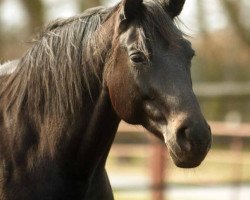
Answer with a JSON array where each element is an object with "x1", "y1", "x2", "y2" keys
[{"x1": 107, "y1": 71, "x2": 139, "y2": 124}]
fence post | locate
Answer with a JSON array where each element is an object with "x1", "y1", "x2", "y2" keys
[
  {"x1": 150, "y1": 137, "x2": 167, "y2": 200},
  {"x1": 230, "y1": 137, "x2": 243, "y2": 200}
]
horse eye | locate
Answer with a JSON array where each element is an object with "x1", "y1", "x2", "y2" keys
[{"x1": 130, "y1": 53, "x2": 146, "y2": 64}]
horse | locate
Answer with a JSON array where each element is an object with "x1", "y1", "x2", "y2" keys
[{"x1": 0, "y1": 0, "x2": 211, "y2": 199}]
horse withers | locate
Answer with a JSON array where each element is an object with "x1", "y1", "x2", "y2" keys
[{"x1": 0, "y1": 0, "x2": 211, "y2": 199}]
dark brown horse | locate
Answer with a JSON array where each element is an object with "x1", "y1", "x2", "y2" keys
[{"x1": 0, "y1": 0, "x2": 211, "y2": 199}]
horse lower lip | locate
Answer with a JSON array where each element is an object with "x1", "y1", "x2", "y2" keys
[
  {"x1": 169, "y1": 149, "x2": 203, "y2": 168},
  {"x1": 175, "y1": 160, "x2": 201, "y2": 168}
]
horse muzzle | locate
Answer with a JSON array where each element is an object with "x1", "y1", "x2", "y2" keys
[{"x1": 163, "y1": 114, "x2": 212, "y2": 168}]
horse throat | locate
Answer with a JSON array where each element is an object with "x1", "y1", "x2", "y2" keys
[{"x1": 76, "y1": 86, "x2": 120, "y2": 177}]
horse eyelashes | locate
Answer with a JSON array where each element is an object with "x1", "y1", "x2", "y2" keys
[
  {"x1": 129, "y1": 52, "x2": 149, "y2": 65},
  {"x1": 130, "y1": 54, "x2": 145, "y2": 63}
]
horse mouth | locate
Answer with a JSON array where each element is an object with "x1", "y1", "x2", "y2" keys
[{"x1": 168, "y1": 148, "x2": 204, "y2": 168}]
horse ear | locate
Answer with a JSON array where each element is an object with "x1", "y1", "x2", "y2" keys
[
  {"x1": 165, "y1": 0, "x2": 186, "y2": 18},
  {"x1": 121, "y1": 0, "x2": 143, "y2": 21}
]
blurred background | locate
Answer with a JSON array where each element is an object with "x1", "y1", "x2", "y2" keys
[{"x1": 0, "y1": 0, "x2": 250, "y2": 199}]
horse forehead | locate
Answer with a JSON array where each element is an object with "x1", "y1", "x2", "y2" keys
[
  {"x1": 120, "y1": 25, "x2": 141, "y2": 44},
  {"x1": 118, "y1": 24, "x2": 193, "y2": 58}
]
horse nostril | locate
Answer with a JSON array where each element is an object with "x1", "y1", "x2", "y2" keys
[{"x1": 176, "y1": 126, "x2": 192, "y2": 152}]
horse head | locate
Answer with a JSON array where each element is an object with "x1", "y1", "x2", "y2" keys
[{"x1": 106, "y1": 0, "x2": 211, "y2": 168}]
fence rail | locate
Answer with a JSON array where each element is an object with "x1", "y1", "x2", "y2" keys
[
  {"x1": 193, "y1": 82, "x2": 250, "y2": 98},
  {"x1": 115, "y1": 121, "x2": 250, "y2": 200},
  {"x1": 118, "y1": 121, "x2": 250, "y2": 137}
]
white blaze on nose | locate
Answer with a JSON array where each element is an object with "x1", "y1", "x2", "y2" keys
[{"x1": 163, "y1": 112, "x2": 189, "y2": 150}]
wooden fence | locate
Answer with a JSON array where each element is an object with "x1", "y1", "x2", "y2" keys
[{"x1": 116, "y1": 121, "x2": 250, "y2": 200}]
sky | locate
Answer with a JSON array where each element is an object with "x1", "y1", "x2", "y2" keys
[{"x1": 0, "y1": 0, "x2": 230, "y2": 34}]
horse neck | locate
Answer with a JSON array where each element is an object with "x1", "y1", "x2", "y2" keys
[
  {"x1": 76, "y1": 87, "x2": 120, "y2": 177},
  {"x1": 75, "y1": 16, "x2": 121, "y2": 176}
]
